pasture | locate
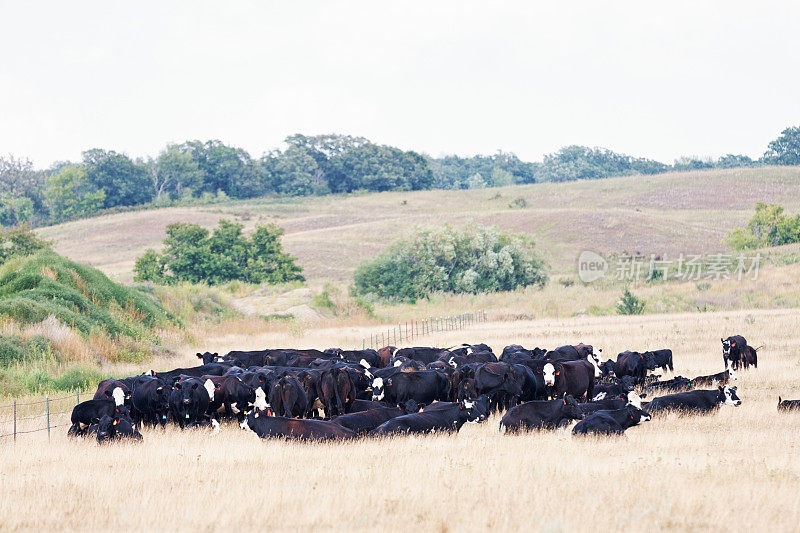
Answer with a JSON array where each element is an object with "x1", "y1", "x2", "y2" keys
[
  {"x1": 3, "y1": 307, "x2": 800, "y2": 531},
  {"x1": 37, "y1": 166, "x2": 800, "y2": 284}
]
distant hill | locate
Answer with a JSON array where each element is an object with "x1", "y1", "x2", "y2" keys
[{"x1": 37, "y1": 166, "x2": 800, "y2": 284}]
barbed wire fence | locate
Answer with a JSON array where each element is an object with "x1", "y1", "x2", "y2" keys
[
  {"x1": 359, "y1": 310, "x2": 488, "y2": 350},
  {"x1": 0, "y1": 389, "x2": 83, "y2": 442}
]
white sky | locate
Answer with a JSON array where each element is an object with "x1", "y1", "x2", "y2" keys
[{"x1": 1, "y1": 1, "x2": 799, "y2": 168}]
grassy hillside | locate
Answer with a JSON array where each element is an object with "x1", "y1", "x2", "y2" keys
[
  {"x1": 0, "y1": 251, "x2": 176, "y2": 395},
  {"x1": 37, "y1": 166, "x2": 800, "y2": 284}
]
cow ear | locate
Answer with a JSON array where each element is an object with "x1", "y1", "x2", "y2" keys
[
  {"x1": 731, "y1": 342, "x2": 736, "y2": 346},
  {"x1": 196, "y1": 353, "x2": 202, "y2": 358},
  {"x1": 175, "y1": 383, "x2": 182, "y2": 390},
  {"x1": 555, "y1": 371, "x2": 560, "y2": 375}
]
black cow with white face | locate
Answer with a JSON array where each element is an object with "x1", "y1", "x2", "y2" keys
[
  {"x1": 572, "y1": 403, "x2": 652, "y2": 436},
  {"x1": 592, "y1": 375, "x2": 636, "y2": 399},
  {"x1": 68, "y1": 387, "x2": 127, "y2": 436},
  {"x1": 722, "y1": 336, "x2": 759, "y2": 371},
  {"x1": 370, "y1": 370, "x2": 449, "y2": 407},
  {"x1": 499, "y1": 396, "x2": 584, "y2": 432},
  {"x1": 645, "y1": 385, "x2": 741, "y2": 415}
]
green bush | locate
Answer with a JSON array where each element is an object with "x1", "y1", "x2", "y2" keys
[
  {"x1": 0, "y1": 250, "x2": 173, "y2": 341},
  {"x1": 0, "y1": 336, "x2": 25, "y2": 365},
  {"x1": 616, "y1": 288, "x2": 646, "y2": 315},
  {"x1": 726, "y1": 202, "x2": 800, "y2": 250},
  {"x1": 134, "y1": 219, "x2": 304, "y2": 285},
  {"x1": 353, "y1": 224, "x2": 547, "y2": 301}
]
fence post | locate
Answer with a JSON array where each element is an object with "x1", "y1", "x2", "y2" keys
[
  {"x1": 46, "y1": 394, "x2": 50, "y2": 442},
  {"x1": 77, "y1": 388, "x2": 80, "y2": 404},
  {"x1": 13, "y1": 399, "x2": 16, "y2": 442}
]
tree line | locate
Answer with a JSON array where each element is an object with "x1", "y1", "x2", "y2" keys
[{"x1": 2, "y1": 126, "x2": 799, "y2": 227}]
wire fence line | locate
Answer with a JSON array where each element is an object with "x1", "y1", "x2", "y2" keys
[
  {"x1": 0, "y1": 311, "x2": 490, "y2": 441},
  {"x1": 0, "y1": 389, "x2": 84, "y2": 442},
  {"x1": 359, "y1": 311, "x2": 488, "y2": 350}
]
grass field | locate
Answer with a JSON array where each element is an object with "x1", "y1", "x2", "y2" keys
[
  {"x1": 3, "y1": 307, "x2": 800, "y2": 531},
  {"x1": 37, "y1": 166, "x2": 800, "y2": 284}
]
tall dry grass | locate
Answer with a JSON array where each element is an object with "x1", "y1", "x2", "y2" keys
[{"x1": 2, "y1": 308, "x2": 795, "y2": 530}]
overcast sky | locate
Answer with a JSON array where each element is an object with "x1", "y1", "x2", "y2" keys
[{"x1": 1, "y1": 1, "x2": 799, "y2": 168}]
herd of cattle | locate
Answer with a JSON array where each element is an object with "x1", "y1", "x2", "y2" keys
[{"x1": 68, "y1": 334, "x2": 783, "y2": 443}]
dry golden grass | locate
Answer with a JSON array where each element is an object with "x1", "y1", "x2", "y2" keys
[
  {"x1": 3, "y1": 308, "x2": 799, "y2": 531},
  {"x1": 37, "y1": 166, "x2": 800, "y2": 283}
]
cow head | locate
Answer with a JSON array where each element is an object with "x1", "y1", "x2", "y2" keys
[
  {"x1": 643, "y1": 352, "x2": 657, "y2": 371},
  {"x1": 461, "y1": 395, "x2": 490, "y2": 422},
  {"x1": 111, "y1": 387, "x2": 125, "y2": 407},
  {"x1": 197, "y1": 352, "x2": 218, "y2": 364},
  {"x1": 543, "y1": 363, "x2": 557, "y2": 386},
  {"x1": 203, "y1": 379, "x2": 215, "y2": 402},
  {"x1": 720, "y1": 385, "x2": 742, "y2": 406},
  {"x1": 627, "y1": 404, "x2": 651, "y2": 425},
  {"x1": 626, "y1": 391, "x2": 643, "y2": 409},
  {"x1": 722, "y1": 338, "x2": 733, "y2": 356},
  {"x1": 562, "y1": 395, "x2": 584, "y2": 420},
  {"x1": 727, "y1": 367, "x2": 737, "y2": 381},
  {"x1": 96, "y1": 415, "x2": 117, "y2": 443},
  {"x1": 371, "y1": 377, "x2": 386, "y2": 401}
]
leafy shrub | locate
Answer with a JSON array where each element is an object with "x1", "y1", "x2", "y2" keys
[
  {"x1": 353, "y1": 224, "x2": 547, "y2": 301},
  {"x1": 134, "y1": 219, "x2": 304, "y2": 285},
  {"x1": 616, "y1": 288, "x2": 646, "y2": 315},
  {"x1": 726, "y1": 202, "x2": 800, "y2": 250},
  {"x1": 0, "y1": 336, "x2": 25, "y2": 365}
]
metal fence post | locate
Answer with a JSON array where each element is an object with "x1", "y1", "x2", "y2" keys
[
  {"x1": 76, "y1": 388, "x2": 80, "y2": 404},
  {"x1": 46, "y1": 394, "x2": 50, "y2": 442}
]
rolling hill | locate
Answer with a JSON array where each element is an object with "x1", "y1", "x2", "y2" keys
[{"x1": 37, "y1": 166, "x2": 800, "y2": 285}]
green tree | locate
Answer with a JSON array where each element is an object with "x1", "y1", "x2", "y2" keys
[
  {"x1": 133, "y1": 220, "x2": 303, "y2": 285},
  {"x1": 726, "y1": 202, "x2": 800, "y2": 249},
  {"x1": 353, "y1": 224, "x2": 547, "y2": 301},
  {"x1": 762, "y1": 126, "x2": 800, "y2": 165},
  {"x1": 151, "y1": 144, "x2": 203, "y2": 199},
  {"x1": 82, "y1": 149, "x2": 152, "y2": 207},
  {"x1": 616, "y1": 288, "x2": 645, "y2": 315},
  {"x1": 45, "y1": 165, "x2": 106, "y2": 223}
]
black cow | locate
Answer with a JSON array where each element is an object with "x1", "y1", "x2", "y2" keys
[
  {"x1": 722, "y1": 335, "x2": 759, "y2": 371},
  {"x1": 778, "y1": 397, "x2": 800, "y2": 411},
  {"x1": 643, "y1": 349, "x2": 674, "y2": 372},
  {"x1": 599, "y1": 360, "x2": 616, "y2": 377},
  {"x1": 369, "y1": 397, "x2": 490, "y2": 436},
  {"x1": 196, "y1": 352, "x2": 220, "y2": 364},
  {"x1": 393, "y1": 347, "x2": 447, "y2": 365},
  {"x1": 560, "y1": 359, "x2": 597, "y2": 402},
  {"x1": 151, "y1": 363, "x2": 228, "y2": 384},
  {"x1": 68, "y1": 389, "x2": 127, "y2": 436},
  {"x1": 572, "y1": 404, "x2": 651, "y2": 436},
  {"x1": 690, "y1": 370, "x2": 734, "y2": 388},
  {"x1": 474, "y1": 362, "x2": 524, "y2": 410},
  {"x1": 169, "y1": 378, "x2": 214, "y2": 429},
  {"x1": 347, "y1": 399, "x2": 394, "y2": 413},
  {"x1": 241, "y1": 411, "x2": 355, "y2": 440},
  {"x1": 95, "y1": 413, "x2": 142, "y2": 443},
  {"x1": 643, "y1": 376, "x2": 693, "y2": 395},
  {"x1": 325, "y1": 348, "x2": 382, "y2": 368},
  {"x1": 93, "y1": 379, "x2": 131, "y2": 404},
  {"x1": 645, "y1": 385, "x2": 741, "y2": 414},
  {"x1": 269, "y1": 375, "x2": 308, "y2": 418},
  {"x1": 206, "y1": 375, "x2": 256, "y2": 421},
  {"x1": 370, "y1": 370, "x2": 449, "y2": 407},
  {"x1": 130, "y1": 378, "x2": 170, "y2": 427},
  {"x1": 331, "y1": 406, "x2": 404, "y2": 435},
  {"x1": 614, "y1": 351, "x2": 656, "y2": 383},
  {"x1": 445, "y1": 350, "x2": 498, "y2": 368},
  {"x1": 499, "y1": 396, "x2": 583, "y2": 432},
  {"x1": 317, "y1": 367, "x2": 356, "y2": 417},
  {"x1": 527, "y1": 360, "x2": 567, "y2": 400},
  {"x1": 546, "y1": 345, "x2": 581, "y2": 361}
]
